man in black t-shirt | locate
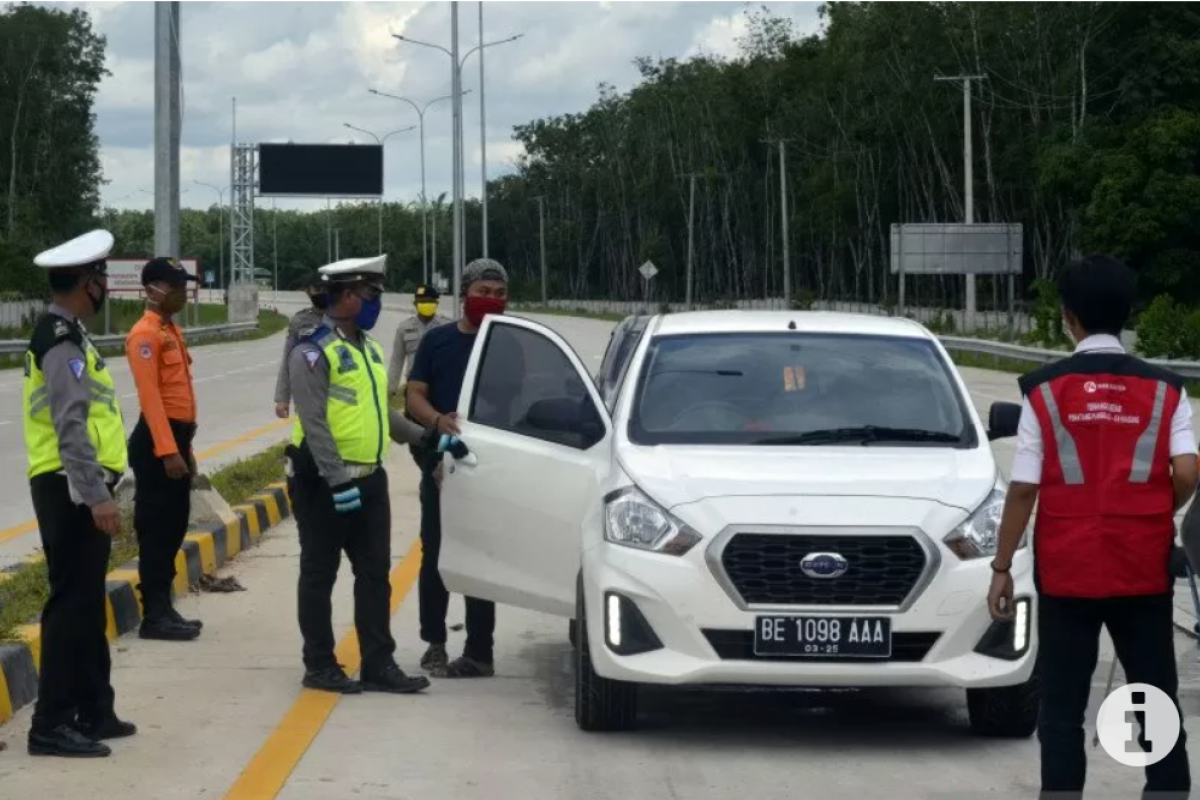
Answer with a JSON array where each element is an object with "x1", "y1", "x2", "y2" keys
[{"x1": 406, "y1": 258, "x2": 509, "y2": 678}]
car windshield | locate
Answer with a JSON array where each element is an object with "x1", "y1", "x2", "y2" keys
[{"x1": 627, "y1": 331, "x2": 974, "y2": 447}]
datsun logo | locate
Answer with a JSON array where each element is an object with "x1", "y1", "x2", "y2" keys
[{"x1": 800, "y1": 552, "x2": 849, "y2": 579}]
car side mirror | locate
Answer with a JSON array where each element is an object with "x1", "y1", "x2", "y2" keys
[{"x1": 988, "y1": 401, "x2": 1022, "y2": 441}]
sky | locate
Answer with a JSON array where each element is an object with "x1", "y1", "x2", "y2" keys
[{"x1": 60, "y1": 0, "x2": 823, "y2": 213}]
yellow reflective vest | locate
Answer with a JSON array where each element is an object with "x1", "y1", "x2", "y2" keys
[
  {"x1": 292, "y1": 326, "x2": 390, "y2": 465},
  {"x1": 24, "y1": 314, "x2": 127, "y2": 478}
]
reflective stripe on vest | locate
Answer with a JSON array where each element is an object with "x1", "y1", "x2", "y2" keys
[
  {"x1": 291, "y1": 330, "x2": 390, "y2": 465},
  {"x1": 24, "y1": 336, "x2": 128, "y2": 479}
]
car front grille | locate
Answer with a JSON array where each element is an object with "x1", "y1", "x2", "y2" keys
[
  {"x1": 701, "y1": 629, "x2": 941, "y2": 663},
  {"x1": 718, "y1": 532, "x2": 928, "y2": 607}
]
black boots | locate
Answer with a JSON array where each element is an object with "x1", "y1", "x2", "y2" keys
[{"x1": 139, "y1": 591, "x2": 201, "y2": 641}]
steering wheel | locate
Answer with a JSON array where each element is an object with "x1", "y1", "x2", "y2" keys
[{"x1": 667, "y1": 400, "x2": 751, "y2": 431}]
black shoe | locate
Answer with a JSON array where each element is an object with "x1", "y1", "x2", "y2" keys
[
  {"x1": 420, "y1": 644, "x2": 448, "y2": 672},
  {"x1": 77, "y1": 715, "x2": 137, "y2": 741},
  {"x1": 167, "y1": 605, "x2": 203, "y2": 630},
  {"x1": 302, "y1": 666, "x2": 362, "y2": 694},
  {"x1": 361, "y1": 663, "x2": 431, "y2": 694},
  {"x1": 139, "y1": 616, "x2": 201, "y2": 641},
  {"x1": 28, "y1": 725, "x2": 111, "y2": 758}
]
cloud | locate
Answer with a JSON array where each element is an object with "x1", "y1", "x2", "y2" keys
[{"x1": 49, "y1": 1, "x2": 821, "y2": 213}]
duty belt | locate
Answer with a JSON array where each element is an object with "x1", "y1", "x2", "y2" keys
[{"x1": 343, "y1": 464, "x2": 379, "y2": 479}]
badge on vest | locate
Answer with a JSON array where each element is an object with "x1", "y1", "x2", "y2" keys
[
  {"x1": 53, "y1": 319, "x2": 70, "y2": 338},
  {"x1": 67, "y1": 358, "x2": 85, "y2": 381},
  {"x1": 303, "y1": 349, "x2": 321, "y2": 371},
  {"x1": 336, "y1": 345, "x2": 357, "y2": 373}
]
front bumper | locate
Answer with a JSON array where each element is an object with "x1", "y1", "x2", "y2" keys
[{"x1": 581, "y1": 538, "x2": 1036, "y2": 689}]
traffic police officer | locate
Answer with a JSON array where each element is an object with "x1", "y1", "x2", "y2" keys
[
  {"x1": 23, "y1": 229, "x2": 135, "y2": 757},
  {"x1": 125, "y1": 257, "x2": 202, "y2": 641},
  {"x1": 287, "y1": 254, "x2": 434, "y2": 694},
  {"x1": 988, "y1": 255, "x2": 1198, "y2": 799},
  {"x1": 387, "y1": 283, "x2": 450, "y2": 398},
  {"x1": 275, "y1": 269, "x2": 329, "y2": 419}
]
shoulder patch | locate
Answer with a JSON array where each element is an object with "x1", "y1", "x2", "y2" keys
[
  {"x1": 138, "y1": 343, "x2": 152, "y2": 359},
  {"x1": 301, "y1": 323, "x2": 330, "y2": 344},
  {"x1": 67, "y1": 357, "x2": 85, "y2": 381},
  {"x1": 303, "y1": 349, "x2": 321, "y2": 371}
]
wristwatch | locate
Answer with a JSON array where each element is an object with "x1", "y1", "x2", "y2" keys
[{"x1": 990, "y1": 560, "x2": 1011, "y2": 574}]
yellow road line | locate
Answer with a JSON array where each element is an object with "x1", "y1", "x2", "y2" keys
[
  {"x1": 0, "y1": 418, "x2": 291, "y2": 546},
  {"x1": 220, "y1": 538, "x2": 422, "y2": 800}
]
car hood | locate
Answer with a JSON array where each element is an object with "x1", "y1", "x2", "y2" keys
[{"x1": 616, "y1": 444, "x2": 998, "y2": 513}]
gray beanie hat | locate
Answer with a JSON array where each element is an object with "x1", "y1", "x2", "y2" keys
[{"x1": 462, "y1": 257, "x2": 508, "y2": 289}]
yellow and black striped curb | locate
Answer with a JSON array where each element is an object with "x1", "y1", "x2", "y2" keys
[{"x1": 0, "y1": 481, "x2": 292, "y2": 726}]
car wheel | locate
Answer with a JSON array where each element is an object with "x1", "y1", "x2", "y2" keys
[
  {"x1": 966, "y1": 672, "x2": 1039, "y2": 738},
  {"x1": 575, "y1": 578, "x2": 638, "y2": 732}
]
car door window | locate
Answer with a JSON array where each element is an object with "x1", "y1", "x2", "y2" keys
[{"x1": 470, "y1": 324, "x2": 606, "y2": 450}]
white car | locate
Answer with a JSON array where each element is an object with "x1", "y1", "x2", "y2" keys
[{"x1": 439, "y1": 310, "x2": 1036, "y2": 735}]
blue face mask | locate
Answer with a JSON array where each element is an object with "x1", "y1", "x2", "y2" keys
[{"x1": 354, "y1": 296, "x2": 382, "y2": 330}]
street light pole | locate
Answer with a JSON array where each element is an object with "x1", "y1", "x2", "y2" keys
[
  {"x1": 393, "y1": 22, "x2": 522, "y2": 315},
  {"x1": 342, "y1": 122, "x2": 415, "y2": 254},
  {"x1": 369, "y1": 89, "x2": 467, "y2": 285},
  {"x1": 533, "y1": 195, "x2": 546, "y2": 304}
]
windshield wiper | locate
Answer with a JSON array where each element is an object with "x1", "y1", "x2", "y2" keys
[{"x1": 755, "y1": 426, "x2": 963, "y2": 445}]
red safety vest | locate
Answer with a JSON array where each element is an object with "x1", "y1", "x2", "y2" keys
[{"x1": 1020, "y1": 353, "x2": 1183, "y2": 598}]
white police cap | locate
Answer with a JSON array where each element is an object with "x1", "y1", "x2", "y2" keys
[
  {"x1": 34, "y1": 229, "x2": 114, "y2": 270},
  {"x1": 318, "y1": 254, "x2": 386, "y2": 283}
]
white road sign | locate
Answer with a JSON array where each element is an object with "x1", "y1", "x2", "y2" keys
[
  {"x1": 106, "y1": 258, "x2": 200, "y2": 295},
  {"x1": 639, "y1": 260, "x2": 659, "y2": 281},
  {"x1": 890, "y1": 223, "x2": 1022, "y2": 276}
]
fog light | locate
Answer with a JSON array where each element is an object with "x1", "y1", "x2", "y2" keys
[
  {"x1": 973, "y1": 596, "x2": 1032, "y2": 661},
  {"x1": 603, "y1": 592, "x2": 663, "y2": 656}
]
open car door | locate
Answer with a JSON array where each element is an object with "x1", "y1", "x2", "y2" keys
[{"x1": 439, "y1": 315, "x2": 613, "y2": 618}]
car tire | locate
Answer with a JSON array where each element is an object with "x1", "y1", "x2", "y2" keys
[
  {"x1": 575, "y1": 578, "x2": 638, "y2": 732},
  {"x1": 966, "y1": 672, "x2": 1039, "y2": 738}
]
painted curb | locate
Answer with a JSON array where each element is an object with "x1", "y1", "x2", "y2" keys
[{"x1": 0, "y1": 481, "x2": 292, "y2": 727}]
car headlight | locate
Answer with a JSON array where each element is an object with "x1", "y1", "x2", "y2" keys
[
  {"x1": 604, "y1": 487, "x2": 702, "y2": 556},
  {"x1": 943, "y1": 487, "x2": 1028, "y2": 560}
]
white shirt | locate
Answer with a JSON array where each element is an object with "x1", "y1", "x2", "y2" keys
[{"x1": 1010, "y1": 334, "x2": 1197, "y2": 484}]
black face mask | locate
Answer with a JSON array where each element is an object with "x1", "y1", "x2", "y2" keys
[
  {"x1": 311, "y1": 291, "x2": 330, "y2": 310},
  {"x1": 86, "y1": 276, "x2": 107, "y2": 313}
]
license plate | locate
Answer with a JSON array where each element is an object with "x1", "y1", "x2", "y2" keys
[{"x1": 754, "y1": 615, "x2": 892, "y2": 658}]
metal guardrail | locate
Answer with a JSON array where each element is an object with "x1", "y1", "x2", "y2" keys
[
  {"x1": 938, "y1": 335, "x2": 1200, "y2": 381},
  {"x1": 0, "y1": 320, "x2": 258, "y2": 356}
]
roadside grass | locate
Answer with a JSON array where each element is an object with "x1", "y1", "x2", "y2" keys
[
  {"x1": 0, "y1": 308, "x2": 288, "y2": 372},
  {"x1": 0, "y1": 441, "x2": 288, "y2": 641},
  {"x1": 208, "y1": 441, "x2": 288, "y2": 507},
  {"x1": 948, "y1": 348, "x2": 1200, "y2": 398}
]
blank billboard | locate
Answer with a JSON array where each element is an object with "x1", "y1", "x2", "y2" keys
[
  {"x1": 889, "y1": 223, "x2": 1022, "y2": 275},
  {"x1": 258, "y1": 143, "x2": 383, "y2": 198}
]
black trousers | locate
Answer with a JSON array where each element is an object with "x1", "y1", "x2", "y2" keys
[
  {"x1": 130, "y1": 416, "x2": 195, "y2": 606},
  {"x1": 294, "y1": 468, "x2": 396, "y2": 674},
  {"x1": 418, "y1": 467, "x2": 495, "y2": 663},
  {"x1": 29, "y1": 473, "x2": 115, "y2": 732},
  {"x1": 1039, "y1": 592, "x2": 1190, "y2": 799}
]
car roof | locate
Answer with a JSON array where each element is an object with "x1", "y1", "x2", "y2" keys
[{"x1": 646, "y1": 310, "x2": 934, "y2": 340}]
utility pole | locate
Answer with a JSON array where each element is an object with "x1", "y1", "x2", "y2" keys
[
  {"x1": 479, "y1": 1, "x2": 489, "y2": 258},
  {"x1": 153, "y1": 2, "x2": 181, "y2": 260},
  {"x1": 533, "y1": 195, "x2": 546, "y2": 304},
  {"x1": 935, "y1": 73, "x2": 986, "y2": 329},
  {"x1": 450, "y1": 1, "x2": 462, "y2": 318},
  {"x1": 272, "y1": 199, "x2": 278, "y2": 296},
  {"x1": 762, "y1": 137, "x2": 792, "y2": 303},
  {"x1": 676, "y1": 171, "x2": 727, "y2": 310}
]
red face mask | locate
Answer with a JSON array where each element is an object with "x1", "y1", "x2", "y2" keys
[{"x1": 464, "y1": 295, "x2": 506, "y2": 327}]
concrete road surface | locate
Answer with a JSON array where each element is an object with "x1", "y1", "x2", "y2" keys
[{"x1": 1, "y1": 306, "x2": 1199, "y2": 800}]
